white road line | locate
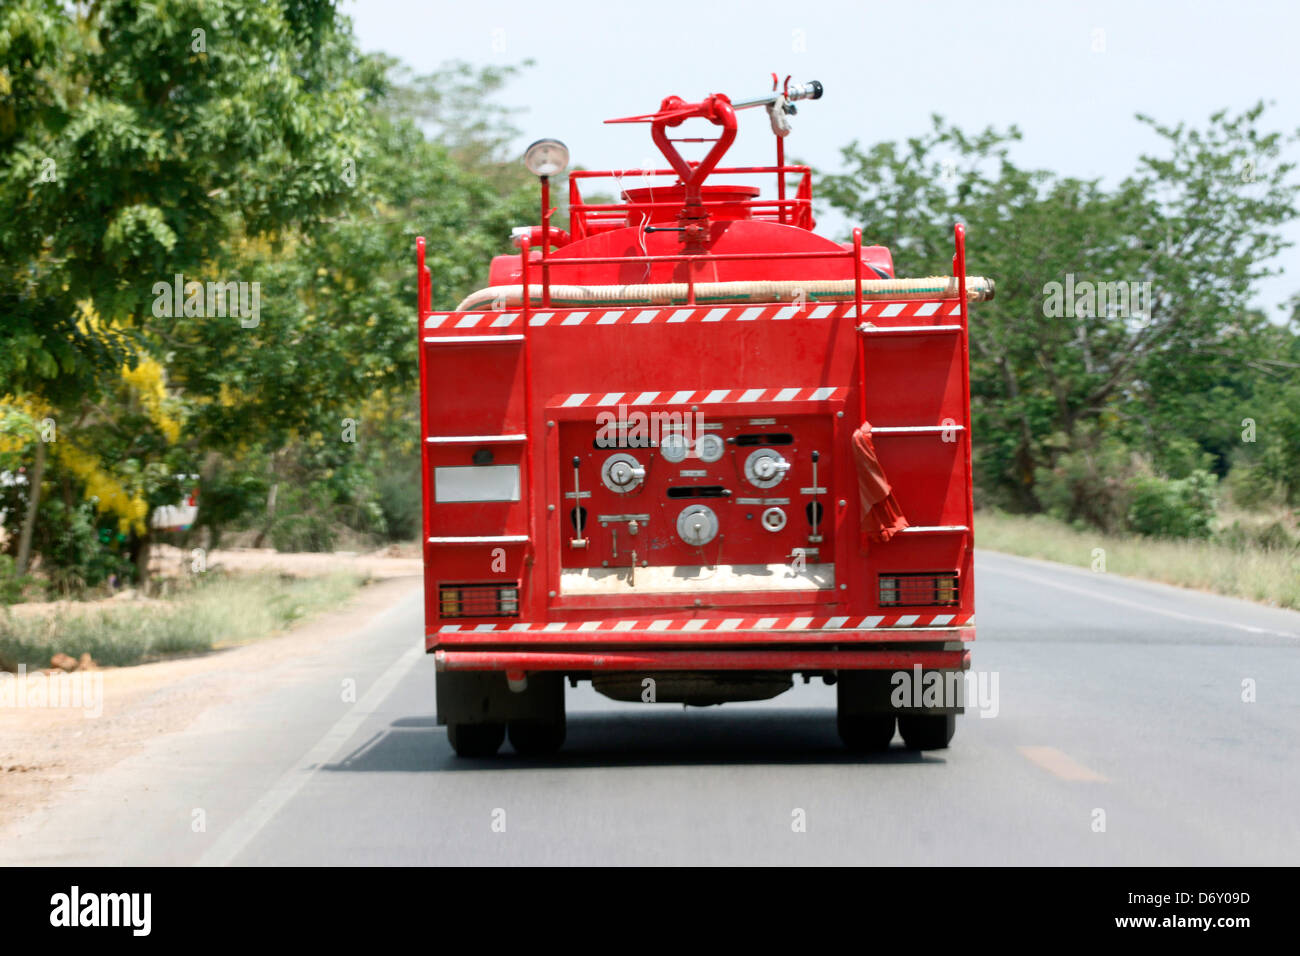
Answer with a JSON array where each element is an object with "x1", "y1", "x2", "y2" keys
[
  {"x1": 984, "y1": 561, "x2": 1299, "y2": 639},
  {"x1": 196, "y1": 643, "x2": 425, "y2": 867}
]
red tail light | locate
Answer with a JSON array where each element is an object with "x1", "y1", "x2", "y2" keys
[
  {"x1": 439, "y1": 583, "x2": 520, "y2": 618},
  {"x1": 878, "y1": 573, "x2": 959, "y2": 607}
]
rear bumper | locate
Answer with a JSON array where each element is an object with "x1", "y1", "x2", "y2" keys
[
  {"x1": 433, "y1": 646, "x2": 970, "y2": 673},
  {"x1": 429, "y1": 618, "x2": 974, "y2": 672},
  {"x1": 428, "y1": 624, "x2": 973, "y2": 650}
]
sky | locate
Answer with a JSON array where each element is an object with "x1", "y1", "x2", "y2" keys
[{"x1": 347, "y1": 0, "x2": 1299, "y2": 317}]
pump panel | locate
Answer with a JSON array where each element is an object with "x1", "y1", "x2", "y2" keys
[{"x1": 552, "y1": 404, "x2": 837, "y2": 574}]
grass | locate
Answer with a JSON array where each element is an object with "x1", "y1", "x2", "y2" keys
[
  {"x1": 975, "y1": 510, "x2": 1300, "y2": 611},
  {"x1": 0, "y1": 570, "x2": 367, "y2": 670}
]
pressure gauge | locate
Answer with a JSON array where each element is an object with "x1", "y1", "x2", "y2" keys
[
  {"x1": 659, "y1": 432, "x2": 689, "y2": 464},
  {"x1": 523, "y1": 138, "x2": 569, "y2": 177},
  {"x1": 695, "y1": 433, "x2": 725, "y2": 463},
  {"x1": 744, "y1": 448, "x2": 791, "y2": 489},
  {"x1": 601, "y1": 452, "x2": 645, "y2": 493},
  {"x1": 676, "y1": 504, "x2": 719, "y2": 547}
]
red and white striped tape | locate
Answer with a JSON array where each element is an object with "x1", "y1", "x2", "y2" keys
[
  {"x1": 550, "y1": 386, "x2": 847, "y2": 408},
  {"x1": 424, "y1": 300, "x2": 961, "y2": 330},
  {"x1": 437, "y1": 612, "x2": 972, "y2": 633}
]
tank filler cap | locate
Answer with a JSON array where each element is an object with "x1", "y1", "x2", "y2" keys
[{"x1": 676, "y1": 504, "x2": 719, "y2": 547}]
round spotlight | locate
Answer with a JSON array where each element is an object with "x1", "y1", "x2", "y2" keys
[{"x1": 523, "y1": 138, "x2": 569, "y2": 177}]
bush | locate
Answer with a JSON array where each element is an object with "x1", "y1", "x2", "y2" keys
[
  {"x1": 264, "y1": 483, "x2": 339, "y2": 552},
  {"x1": 1218, "y1": 519, "x2": 1297, "y2": 553},
  {"x1": 192, "y1": 465, "x2": 271, "y2": 551},
  {"x1": 1156, "y1": 435, "x2": 1216, "y2": 480},
  {"x1": 1033, "y1": 433, "x2": 1137, "y2": 533},
  {"x1": 1225, "y1": 461, "x2": 1287, "y2": 510},
  {"x1": 375, "y1": 466, "x2": 421, "y2": 541},
  {"x1": 269, "y1": 511, "x2": 337, "y2": 553},
  {"x1": 32, "y1": 498, "x2": 136, "y2": 593},
  {"x1": 1255, "y1": 520, "x2": 1297, "y2": 551},
  {"x1": 0, "y1": 554, "x2": 33, "y2": 605},
  {"x1": 1127, "y1": 470, "x2": 1218, "y2": 539}
]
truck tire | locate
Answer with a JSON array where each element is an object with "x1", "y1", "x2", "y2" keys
[
  {"x1": 447, "y1": 721, "x2": 505, "y2": 758},
  {"x1": 897, "y1": 714, "x2": 956, "y2": 750},
  {"x1": 508, "y1": 718, "x2": 566, "y2": 756},
  {"x1": 837, "y1": 713, "x2": 895, "y2": 752}
]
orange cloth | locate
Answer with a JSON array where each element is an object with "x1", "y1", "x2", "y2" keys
[{"x1": 851, "y1": 422, "x2": 909, "y2": 548}]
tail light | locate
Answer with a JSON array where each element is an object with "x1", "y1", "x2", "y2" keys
[
  {"x1": 879, "y1": 572, "x2": 959, "y2": 607},
  {"x1": 439, "y1": 583, "x2": 520, "y2": 618}
]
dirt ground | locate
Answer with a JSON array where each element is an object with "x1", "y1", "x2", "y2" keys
[
  {"x1": 151, "y1": 542, "x2": 422, "y2": 578},
  {"x1": 0, "y1": 552, "x2": 422, "y2": 827}
]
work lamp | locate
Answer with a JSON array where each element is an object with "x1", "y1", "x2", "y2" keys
[{"x1": 523, "y1": 138, "x2": 569, "y2": 177}]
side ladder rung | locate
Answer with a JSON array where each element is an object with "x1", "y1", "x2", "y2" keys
[
  {"x1": 858, "y1": 324, "x2": 962, "y2": 336},
  {"x1": 871, "y1": 425, "x2": 965, "y2": 435},
  {"x1": 425, "y1": 434, "x2": 527, "y2": 445},
  {"x1": 428, "y1": 535, "x2": 530, "y2": 545},
  {"x1": 423, "y1": 334, "x2": 524, "y2": 345}
]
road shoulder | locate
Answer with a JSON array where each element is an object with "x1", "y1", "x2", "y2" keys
[{"x1": 0, "y1": 574, "x2": 422, "y2": 840}]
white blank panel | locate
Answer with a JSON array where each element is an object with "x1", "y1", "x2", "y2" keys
[{"x1": 434, "y1": 465, "x2": 521, "y2": 503}]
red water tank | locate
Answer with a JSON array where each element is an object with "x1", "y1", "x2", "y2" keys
[{"x1": 621, "y1": 184, "x2": 760, "y2": 225}]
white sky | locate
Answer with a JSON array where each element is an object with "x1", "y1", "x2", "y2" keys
[{"x1": 348, "y1": 0, "x2": 1299, "y2": 317}]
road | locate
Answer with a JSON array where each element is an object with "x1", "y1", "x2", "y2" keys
[{"x1": 3, "y1": 550, "x2": 1298, "y2": 866}]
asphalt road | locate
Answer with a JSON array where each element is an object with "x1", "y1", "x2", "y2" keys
[{"x1": 4, "y1": 550, "x2": 1299, "y2": 866}]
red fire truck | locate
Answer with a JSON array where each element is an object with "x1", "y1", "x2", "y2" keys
[{"x1": 417, "y1": 79, "x2": 991, "y2": 757}]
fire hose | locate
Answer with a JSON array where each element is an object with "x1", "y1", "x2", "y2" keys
[{"x1": 455, "y1": 275, "x2": 994, "y2": 312}]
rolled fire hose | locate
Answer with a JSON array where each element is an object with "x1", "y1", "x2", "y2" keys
[{"x1": 455, "y1": 275, "x2": 994, "y2": 312}]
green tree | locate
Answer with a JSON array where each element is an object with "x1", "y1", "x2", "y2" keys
[
  {"x1": 823, "y1": 107, "x2": 1300, "y2": 521},
  {"x1": 1, "y1": 0, "x2": 377, "y2": 579},
  {"x1": 163, "y1": 58, "x2": 535, "y2": 549}
]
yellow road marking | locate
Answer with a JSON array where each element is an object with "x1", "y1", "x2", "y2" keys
[{"x1": 1018, "y1": 746, "x2": 1108, "y2": 782}]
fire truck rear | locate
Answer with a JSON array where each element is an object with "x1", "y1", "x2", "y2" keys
[{"x1": 417, "y1": 79, "x2": 991, "y2": 757}]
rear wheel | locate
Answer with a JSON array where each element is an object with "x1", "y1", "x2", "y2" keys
[
  {"x1": 446, "y1": 721, "x2": 505, "y2": 758},
  {"x1": 508, "y1": 718, "x2": 567, "y2": 756},
  {"x1": 897, "y1": 714, "x2": 956, "y2": 750},
  {"x1": 837, "y1": 713, "x2": 896, "y2": 752}
]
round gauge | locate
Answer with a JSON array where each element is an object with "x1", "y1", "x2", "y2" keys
[
  {"x1": 760, "y1": 507, "x2": 787, "y2": 532},
  {"x1": 659, "y1": 432, "x2": 689, "y2": 464},
  {"x1": 744, "y1": 448, "x2": 790, "y2": 489},
  {"x1": 601, "y1": 452, "x2": 645, "y2": 493},
  {"x1": 676, "y1": 504, "x2": 719, "y2": 547},
  {"x1": 695, "y1": 433, "x2": 725, "y2": 463}
]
